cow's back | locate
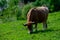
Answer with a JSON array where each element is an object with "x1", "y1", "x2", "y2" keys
[{"x1": 27, "y1": 7, "x2": 49, "y2": 23}]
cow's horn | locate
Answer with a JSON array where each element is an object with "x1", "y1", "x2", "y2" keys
[{"x1": 31, "y1": 22, "x2": 35, "y2": 24}]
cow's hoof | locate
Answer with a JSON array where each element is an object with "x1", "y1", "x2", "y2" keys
[
  {"x1": 28, "y1": 31, "x2": 33, "y2": 34},
  {"x1": 30, "y1": 32, "x2": 33, "y2": 34},
  {"x1": 43, "y1": 28, "x2": 47, "y2": 31}
]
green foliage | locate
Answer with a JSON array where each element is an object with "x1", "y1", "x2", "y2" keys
[
  {"x1": 0, "y1": 0, "x2": 7, "y2": 7},
  {"x1": 31, "y1": 0, "x2": 50, "y2": 7},
  {"x1": 0, "y1": 5, "x2": 22, "y2": 22},
  {"x1": 8, "y1": 0, "x2": 19, "y2": 7},
  {"x1": 49, "y1": 5, "x2": 54, "y2": 12},
  {"x1": 0, "y1": 0, "x2": 7, "y2": 11},
  {"x1": 0, "y1": 0, "x2": 21, "y2": 22},
  {"x1": 21, "y1": 0, "x2": 51, "y2": 19},
  {"x1": 0, "y1": 11, "x2": 60, "y2": 40},
  {"x1": 33, "y1": 0, "x2": 41, "y2": 6},
  {"x1": 22, "y1": 3, "x2": 34, "y2": 19},
  {"x1": 1, "y1": 6, "x2": 16, "y2": 22},
  {"x1": 51, "y1": 0, "x2": 60, "y2": 11},
  {"x1": 0, "y1": 0, "x2": 60, "y2": 22},
  {"x1": 16, "y1": 7, "x2": 23, "y2": 20}
]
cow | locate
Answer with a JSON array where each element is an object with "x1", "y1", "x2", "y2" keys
[{"x1": 24, "y1": 6, "x2": 49, "y2": 34}]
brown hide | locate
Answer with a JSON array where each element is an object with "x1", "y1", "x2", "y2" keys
[
  {"x1": 24, "y1": 6, "x2": 49, "y2": 34},
  {"x1": 27, "y1": 6, "x2": 49, "y2": 24}
]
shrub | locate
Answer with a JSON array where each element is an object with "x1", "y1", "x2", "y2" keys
[
  {"x1": 0, "y1": 5, "x2": 22, "y2": 22},
  {"x1": 22, "y1": 3, "x2": 34, "y2": 19}
]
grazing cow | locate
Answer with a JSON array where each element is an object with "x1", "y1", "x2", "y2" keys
[{"x1": 24, "y1": 6, "x2": 49, "y2": 34}]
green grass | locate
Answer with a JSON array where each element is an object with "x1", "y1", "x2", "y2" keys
[{"x1": 0, "y1": 11, "x2": 60, "y2": 40}]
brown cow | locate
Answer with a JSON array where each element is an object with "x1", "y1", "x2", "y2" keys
[{"x1": 24, "y1": 6, "x2": 49, "y2": 34}]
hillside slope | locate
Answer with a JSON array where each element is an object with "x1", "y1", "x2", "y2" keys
[{"x1": 0, "y1": 11, "x2": 60, "y2": 40}]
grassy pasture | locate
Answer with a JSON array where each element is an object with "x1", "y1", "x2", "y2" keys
[{"x1": 0, "y1": 11, "x2": 60, "y2": 40}]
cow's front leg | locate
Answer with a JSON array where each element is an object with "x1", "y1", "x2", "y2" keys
[
  {"x1": 35, "y1": 23, "x2": 37, "y2": 31},
  {"x1": 43, "y1": 22, "x2": 47, "y2": 30},
  {"x1": 28, "y1": 24, "x2": 33, "y2": 34}
]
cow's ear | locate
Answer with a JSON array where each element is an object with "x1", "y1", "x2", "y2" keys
[{"x1": 23, "y1": 23, "x2": 27, "y2": 26}]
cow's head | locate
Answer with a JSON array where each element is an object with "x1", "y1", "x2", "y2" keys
[
  {"x1": 23, "y1": 22, "x2": 35, "y2": 34},
  {"x1": 24, "y1": 22, "x2": 35, "y2": 26}
]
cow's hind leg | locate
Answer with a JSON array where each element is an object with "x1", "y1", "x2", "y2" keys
[{"x1": 43, "y1": 22, "x2": 47, "y2": 30}]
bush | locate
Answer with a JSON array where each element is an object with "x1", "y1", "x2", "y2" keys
[
  {"x1": 22, "y1": 3, "x2": 34, "y2": 19},
  {"x1": 21, "y1": 0, "x2": 51, "y2": 19},
  {"x1": 16, "y1": 7, "x2": 25, "y2": 20},
  {"x1": 0, "y1": 5, "x2": 22, "y2": 22},
  {"x1": 32, "y1": 0, "x2": 41, "y2": 6}
]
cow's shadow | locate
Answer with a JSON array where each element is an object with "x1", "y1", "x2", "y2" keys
[{"x1": 32, "y1": 29, "x2": 60, "y2": 34}]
